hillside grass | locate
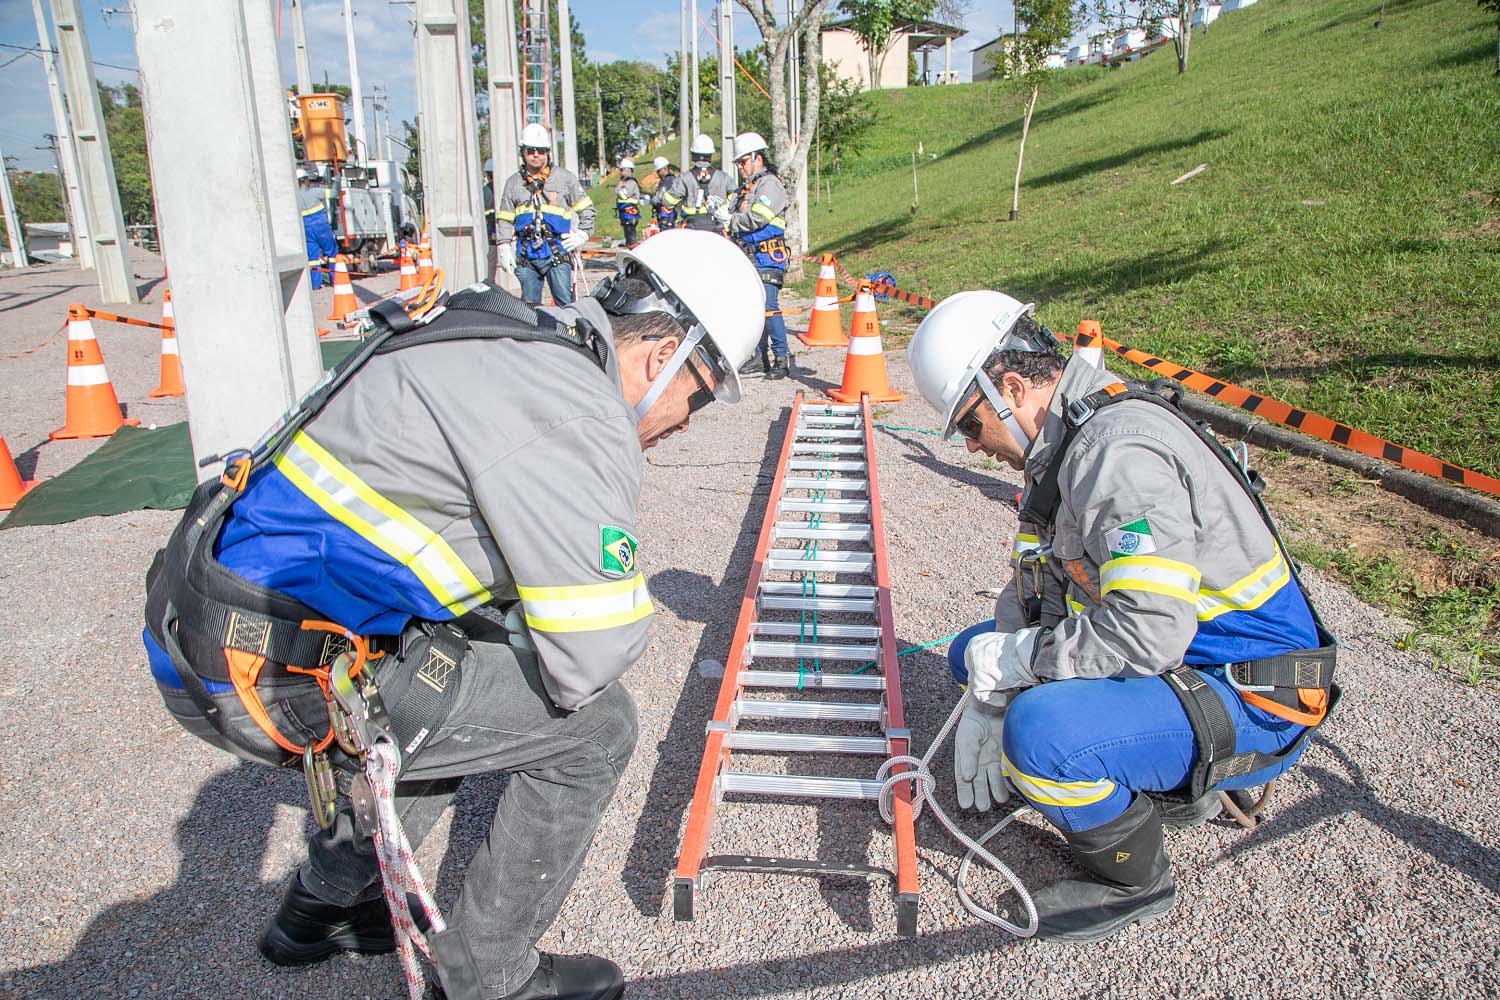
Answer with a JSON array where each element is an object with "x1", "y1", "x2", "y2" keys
[{"x1": 806, "y1": 0, "x2": 1500, "y2": 479}]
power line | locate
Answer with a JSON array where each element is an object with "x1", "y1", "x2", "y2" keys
[{"x1": 0, "y1": 41, "x2": 138, "y2": 75}]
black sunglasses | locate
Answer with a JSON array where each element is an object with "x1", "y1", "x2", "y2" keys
[
  {"x1": 685, "y1": 354, "x2": 716, "y2": 415},
  {"x1": 522, "y1": 146, "x2": 549, "y2": 155},
  {"x1": 954, "y1": 391, "x2": 985, "y2": 441}
]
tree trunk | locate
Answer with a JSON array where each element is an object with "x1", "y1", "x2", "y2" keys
[
  {"x1": 1011, "y1": 86, "x2": 1037, "y2": 221},
  {"x1": 1175, "y1": 2, "x2": 1191, "y2": 74}
]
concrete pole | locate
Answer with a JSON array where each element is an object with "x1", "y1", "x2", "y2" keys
[
  {"x1": 0, "y1": 141, "x2": 29, "y2": 270},
  {"x1": 32, "y1": 0, "x2": 92, "y2": 270},
  {"x1": 343, "y1": 0, "x2": 369, "y2": 164},
  {"x1": 51, "y1": 0, "x2": 137, "y2": 303},
  {"x1": 414, "y1": 0, "x2": 487, "y2": 286},
  {"x1": 690, "y1": 2, "x2": 700, "y2": 139},
  {"x1": 131, "y1": 0, "x2": 322, "y2": 477},
  {"x1": 678, "y1": 0, "x2": 690, "y2": 168},
  {"x1": 483, "y1": 0, "x2": 522, "y2": 293},
  {"x1": 557, "y1": 0, "x2": 579, "y2": 174},
  {"x1": 290, "y1": 0, "x2": 313, "y2": 95},
  {"x1": 718, "y1": 1, "x2": 735, "y2": 172},
  {"x1": 594, "y1": 74, "x2": 606, "y2": 178}
]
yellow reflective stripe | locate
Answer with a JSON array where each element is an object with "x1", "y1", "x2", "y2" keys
[
  {"x1": 1010, "y1": 532, "x2": 1045, "y2": 563},
  {"x1": 751, "y1": 203, "x2": 787, "y2": 227},
  {"x1": 275, "y1": 431, "x2": 492, "y2": 616},
  {"x1": 301, "y1": 204, "x2": 324, "y2": 217},
  {"x1": 540, "y1": 204, "x2": 572, "y2": 219},
  {"x1": 661, "y1": 190, "x2": 683, "y2": 207},
  {"x1": 1066, "y1": 595, "x2": 1085, "y2": 618},
  {"x1": 1002, "y1": 754, "x2": 1116, "y2": 807},
  {"x1": 570, "y1": 195, "x2": 593, "y2": 212},
  {"x1": 1099, "y1": 555, "x2": 1201, "y2": 605},
  {"x1": 1196, "y1": 550, "x2": 1291, "y2": 621},
  {"x1": 496, "y1": 209, "x2": 517, "y2": 222},
  {"x1": 518, "y1": 574, "x2": 654, "y2": 634}
]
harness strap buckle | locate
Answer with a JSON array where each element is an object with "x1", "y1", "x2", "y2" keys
[{"x1": 1225, "y1": 661, "x2": 1276, "y2": 694}]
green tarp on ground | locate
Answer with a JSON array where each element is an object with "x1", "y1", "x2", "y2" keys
[{"x1": 2, "y1": 341, "x2": 358, "y2": 529}]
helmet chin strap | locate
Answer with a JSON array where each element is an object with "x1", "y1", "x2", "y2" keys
[
  {"x1": 976, "y1": 372, "x2": 1033, "y2": 451},
  {"x1": 634, "y1": 326, "x2": 707, "y2": 421}
]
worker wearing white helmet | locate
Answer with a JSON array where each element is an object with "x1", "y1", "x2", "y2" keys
[
  {"x1": 715, "y1": 131, "x2": 791, "y2": 379},
  {"x1": 906, "y1": 291, "x2": 1339, "y2": 944},
  {"x1": 296, "y1": 166, "x2": 337, "y2": 290},
  {"x1": 494, "y1": 122, "x2": 595, "y2": 306},
  {"x1": 680, "y1": 134, "x2": 733, "y2": 234},
  {"x1": 150, "y1": 229, "x2": 767, "y2": 1000},
  {"x1": 614, "y1": 156, "x2": 643, "y2": 246},
  {"x1": 649, "y1": 154, "x2": 687, "y2": 231}
]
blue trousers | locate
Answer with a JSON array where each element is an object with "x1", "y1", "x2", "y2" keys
[
  {"x1": 949, "y1": 619, "x2": 1311, "y2": 833},
  {"x1": 518, "y1": 257, "x2": 574, "y2": 306},
  {"x1": 762, "y1": 281, "x2": 788, "y2": 359},
  {"x1": 303, "y1": 216, "x2": 337, "y2": 290}
]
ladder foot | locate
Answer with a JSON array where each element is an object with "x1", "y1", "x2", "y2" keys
[
  {"x1": 672, "y1": 877, "x2": 696, "y2": 922},
  {"x1": 896, "y1": 892, "x2": 920, "y2": 936}
]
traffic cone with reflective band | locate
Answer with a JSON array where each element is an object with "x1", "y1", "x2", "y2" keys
[
  {"x1": 828, "y1": 281, "x2": 904, "y2": 404},
  {"x1": 0, "y1": 436, "x2": 38, "y2": 511},
  {"x1": 50, "y1": 304, "x2": 140, "y2": 440},
  {"x1": 1074, "y1": 319, "x2": 1104, "y2": 369},
  {"x1": 797, "y1": 253, "x2": 848, "y2": 348},
  {"x1": 417, "y1": 239, "x2": 434, "y2": 286},
  {"x1": 148, "y1": 289, "x2": 184, "y2": 398},
  {"x1": 397, "y1": 245, "x2": 419, "y2": 291},
  {"x1": 325, "y1": 255, "x2": 358, "y2": 322}
]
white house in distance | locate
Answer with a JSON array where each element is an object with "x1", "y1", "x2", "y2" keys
[
  {"x1": 821, "y1": 16, "x2": 967, "y2": 90},
  {"x1": 1192, "y1": 3, "x2": 1224, "y2": 29},
  {"x1": 971, "y1": 34, "x2": 1068, "y2": 81}
]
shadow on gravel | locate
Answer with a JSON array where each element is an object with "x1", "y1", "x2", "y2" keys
[
  {"x1": 1219, "y1": 740, "x2": 1499, "y2": 895},
  {"x1": 0, "y1": 283, "x2": 77, "y2": 314},
  {"x1": 874, "y1": 425, "x2": 1022, "y2": 508}
]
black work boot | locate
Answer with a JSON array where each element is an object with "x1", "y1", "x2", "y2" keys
[
  {"x1": 1034, "y1": 794, "x2": 1176, "y2": 944},
  {"x1": 766, "y1": 354, "x2": 790, "y2": 381},
  {"x1": 259, "y1": 873, "x2": 398, "y2": 966},
  {"x1": 1148, "y1": 789, "x2": 1223, "y2": 830},
  {"x1": 500, "y1": 952, "x2": 625, "y2": 1000},
  {"x1": 737, "y1": 351, "x2": 764, "y2": 377}
]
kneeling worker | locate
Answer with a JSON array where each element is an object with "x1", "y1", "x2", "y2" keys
[
  {"x1": 906, "y1": 292, "x2": 1339, "y2": 943},
  {"x1": 143, "y1": 230, "x2": 765, "y2": 999}
]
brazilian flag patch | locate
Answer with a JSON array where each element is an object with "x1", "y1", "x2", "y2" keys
[{"x1": 599, "y1": 524, "x2": 639, "y2": 577}]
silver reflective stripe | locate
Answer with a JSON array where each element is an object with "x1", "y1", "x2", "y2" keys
[{"x1": 1196, "y1": 550, "x2": 1291, "y2": 621}]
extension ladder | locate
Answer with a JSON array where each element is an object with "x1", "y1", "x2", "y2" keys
[{"x1": 673, "y1": 392, "x2": 920, "y2": 935}]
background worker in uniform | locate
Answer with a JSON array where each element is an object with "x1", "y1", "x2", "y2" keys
[
  {"x1": 494, "y1": 123, "x2": 595, "y2": 306},
  {"x1": 298, "y1": 168, "x2": 337, "y2": 290},
  {"x1": 713, "y1": 132, "x2": 790, "y2": 381},
  {"x1": 679, "y1": 135, "x2": 732, "y2": 233},
  {"x1": 906, "y1": 291, "x2": 1339, "y2": 944},
  {"x1": 649, "y1": 156, "x2": 686, "y2": 231},
  {"x1": 614, "y1": 157, "x2": 643, "y2": 246},
  {"x1": 146, "y1": 230, "x2": 765, "y2": 1000}
]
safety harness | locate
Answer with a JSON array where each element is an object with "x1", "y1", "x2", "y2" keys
[{"x1": 1017, "y1": 378, "x2": 1341, "y2": 801}]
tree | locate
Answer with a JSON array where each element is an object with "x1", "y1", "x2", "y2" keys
[
  {"x1": 993, "y1": 0, "x2": 1077, "y2": 221},
  {"x1": 736, "y1": 0, "x2": 831, "y2": 257},
  {"x1": 1091, "y1": 1, "x2": 1194, "y2": 74},
  {"x1": 97, "y1": 83, "x2": 155, "y2": 227},
  {"x1": 1481, "y1": 0, "x2": 1500, "y2": 76},
  {"x1": 836, "y1": 0, "x2": 934, "y2": 90},
  {"x1": 816, "y1": 64, "x2": 878, "y2": 173},
  {"x1": 930, "y1": 0, "x2": 973, "y2": 27}
]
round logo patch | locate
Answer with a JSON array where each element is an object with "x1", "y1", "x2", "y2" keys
[{"x1": 1118, "y1": 532, "x2": 1141, "y2": 554}]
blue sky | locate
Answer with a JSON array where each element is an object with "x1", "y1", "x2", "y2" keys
[{"x1": 1, "y1": 1, "x2": 1018, "y2": 174}]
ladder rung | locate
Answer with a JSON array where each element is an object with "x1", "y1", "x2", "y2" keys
[
  {"x1": 782, "y1": 477, "x2": 868, "y2": 492},
  {"x1": 719, "y1": 771, "x2": 884, "y2": 800},
  {"x1": 798, "y1": 415, "x2": 860, "y2": 427},
  {"x1": 773, "y1": 522, "x2": 873, "y2": 542},
  {"x1": 760, "y1": 581, "x2": 877, "y2": 598},
  {"x1": 749, "y1": 640, "x2": 880, "y2": 661},
  {"x1": 766, "y1": 557, "x2": 874, "y2": 575},
  {"x1": 778, "y1": 499, "x2": 871, "y2": 515},
  {"x1": 760, "y1": 595, "x2": 875, "y2": 614},
  {"x1": 801, "y1": 403, "x2": 861, "y2": 414},
  {"x1": 754, "y1": 622, "x2": 882, "y2": 639},
  {"x1": 737, "y1": 669, "x2": 886, "y2": 690},
  {"x1": 792, "y1": 428, "x2": 862, "y2": 440},
  {"x1": 788, "y1": 459, "x2": 866, "y2": 472},
  {"x1": 791, "y1": 443, "x2": 864, "y2": 454},
  {"x1": 724, "y1": 731, "x2": 889, "y2": 755},
  {"x1": 735, "y1": 698, "x2": 883, "y2": 723}
]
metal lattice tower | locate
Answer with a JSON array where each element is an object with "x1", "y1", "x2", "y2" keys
[{"x1": 520, "y1": 0, "x2": 552, "y2": 133}]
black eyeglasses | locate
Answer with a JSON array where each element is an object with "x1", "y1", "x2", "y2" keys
[{"x1": 954, "y1": 391, "x2": 985, "y2": 441}]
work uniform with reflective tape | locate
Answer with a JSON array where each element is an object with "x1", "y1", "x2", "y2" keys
[
  {"x1": 727, "y1": 168, "x2": 790, "y2": 360},
  {"x1": 949, "y1": 354, "x2": 1323, "y2": 832},
  {"x1": 299, "y1": 185, "x2": 337, "y2": 290},
  {"x1": 615, "y1": 175, "x2": 643, "y2": 244},
  {"x1": 496, "y1": 166, "x2": 594, "y2": 305},
  {"x1": 651, "y1": 169, "x2": 687, "y2": 229},
  {"x1": 680, "y1": 163, "x2": 733, "y2": 231}
]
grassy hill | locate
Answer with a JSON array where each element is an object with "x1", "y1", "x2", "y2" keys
[{"x1": 806, "y1": 0, "x2": 1500, "y2": 480}]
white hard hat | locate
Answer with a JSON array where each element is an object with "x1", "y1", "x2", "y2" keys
[
  {"x1": 906, "y1": 290, "x2": 1038, "y2": 438},
  {"x1": 519, "y1": 122, "x2": 551, "y2": 149},
  {"x1": 690, "y1": 134, "x2": 714, "y2": 157},
  {"x1": 483, "y1": 159, "x2": 494, "y2": 173},
  {"x1": 619, "y1": 157, "x2": 635, "y2": 170},
  {"x1": 652, "y1": 156, "x2": 670, "y2": 173},
  {"x1": 295, "y1": 168, "x2": 310, "y2": 180},
  {"x1": 733, "y1": 132, "x2": 768, "y2": 160},
  {"x1": 612, "y1": 229, "x2": 764, "y2": 413}
]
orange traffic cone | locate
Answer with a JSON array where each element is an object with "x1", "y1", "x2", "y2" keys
[
  {"x1": 828, "y1": 281, "x2": 905, "y2": 404},
  {"x1": 1074, "y1": 319, "x2": 1104, "y2": 369},
  {"x1": 416, "y1": 239, "x2": 434, "y2": 286},
  {"x1": 148, "y1": 289, "x2": 185, "y2": 398},
  {"x1": 0, "y1": 435, "x2": 38, "y2": 511},
  {"x1": 50, "y1": 304, "x2": 140, "y2": 440},
  {"x1": 797, "y1": 253, "x2": 848, "y2": 348},
  {"x1": 325, "y1": 255, "x2": 358, "y2": 322},
  {"x1": 397, "y1": 245, "x2": 419, "y2": 291}
]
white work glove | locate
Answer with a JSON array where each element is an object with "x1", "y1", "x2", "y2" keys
[
  {"x1": 963, "y1": 625, "x2": 1043, "y2": 708},
  {"x1": 495, "y1": 242, "x2": 516, "y2": 274},
  {"x1": 954, "y1": 699, "x2": 1010, "y2": 812},
  {"x1": 560, "y1": 230, "x2": 589, "y2": 253},
  {"x1": 501, "y1": 607, "x2": 534, "y2": 654},
  {"x1": 711, "y1": 205, "x2": 732, "y2": 228}
]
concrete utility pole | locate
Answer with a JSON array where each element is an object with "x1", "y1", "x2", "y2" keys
[
  {"x1": 131, "y1": 0, "x2": 322, "y2": 478},
  {"x1": 290, "y1": 0, "x2": 313, "y2": 95},
  {"x1": 0, "y1": 141, "x2": 30, "y2": 270},
  {"x1": 32, "y1": 0, "x2": 92, "y2": 270},
  {"x1": 343, "y1": 0, "x2": 369, "y2": 163},
  {"x1": 654, "y1": 81, "x2": 665, "y2": 141},
  {"x1": 414, "y1": 0, "x2": 487, "y2": 286},
  {"x1": 483, "y1": 0, "x2": 521, "y2": 293},
  {"x1": 50, "y1": 0, "x2": 137, "y2": 303},
  {"x1": 717, "y1": 1, "x2": 735, "y2": 171},
  {"x1": 690, "y1": 2, "x2": 700, "y2": 139},
  {"x1": 678, "y1": 0, "x2": 690, "y2": 167},
  {"x1": 557, "y1": 0, "x2": 579, "y2": 173},
  {"x1": 594, "y1": 74, "x2": 606, "y2": 178}
]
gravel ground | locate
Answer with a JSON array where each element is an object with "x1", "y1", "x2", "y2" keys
[{"x1": 1, "y1": 255, "x2": 1497, "y2": 1000}]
